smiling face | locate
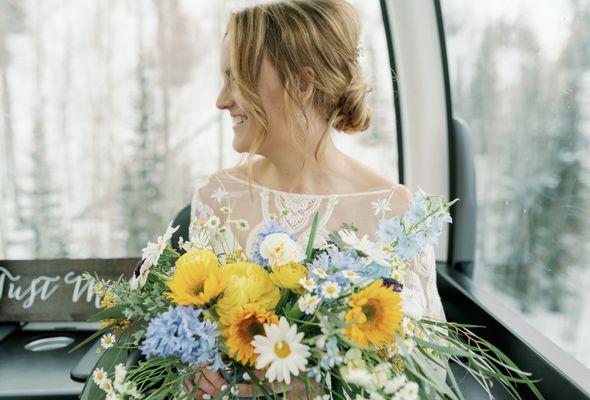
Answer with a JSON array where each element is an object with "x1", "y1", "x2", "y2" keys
[{"x1": 216, "y1": 35, "x2": 293, "y2": 156}]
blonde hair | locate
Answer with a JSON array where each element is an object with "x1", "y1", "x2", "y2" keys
[{"x1": 224, "y1": 0, "x2": 372, "y2": 196}]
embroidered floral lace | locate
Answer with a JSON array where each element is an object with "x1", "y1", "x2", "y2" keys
[{"x1": 189, "y1": 170, "x2": 446, "y2": 322}]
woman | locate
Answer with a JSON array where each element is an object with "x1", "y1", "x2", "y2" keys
[{"x1": 185, "y1": 0, "x2": 446, "y2": 398}]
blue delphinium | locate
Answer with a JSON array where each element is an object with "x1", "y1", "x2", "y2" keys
[
  {"x1": 377, "y1": 216, "x2": 403, "y2": 243},
  {"x1": 320, "y1": 336, "x2": 344, "y2": 369},
  {"x1": 140, "y1": 305, "x2": 224, "y2": 370},
  {"x1": 251, "y1": 219, "x2": 297, "y2": 268},
  {"x1": 308, "y1": 247, "x2": 365, "y2": 288}
]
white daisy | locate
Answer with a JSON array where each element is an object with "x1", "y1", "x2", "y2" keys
[
  {"x1": 298, "y1": 277, "x2": 317, "y2": 291},
  {"x1": 341, "y1": 270, "x2": 360, "y2": 281},
  {"x1": 105, "y1": 390, "x2": 118, "y2": 400},
  {"x1": 321, "y1": 282, "x2": 341, "y2": 299},
  {"x1": 370, "y1": 198, "x2": 392, "y2": 216},
  {"x1": 100, "y1": 379, "x2": 114, "y2": 393},
  {"x1": 401, "y1": 338, "x2": 415, "y2": 354},
  {"x1": 142, "y1": 222, "x2": 179, "y2": 268},
  {"x1": 212, "y1": 187, "x2": 229, "y2": 203},
  {"x1": 233, "y1": 219, "x2": 249, "y2": 231},
  {"x1": 298, "y1": 294, "x2": 320, "y2": 314},
  {"x1": 401, "y1": 317, "x2": 415, "y2": 337},
  {"x1": 311, "y1": 268, "x2": 328, "y2": 279},
  {"x1": 252, "y1": 317, "x2": 310, "y2": 384},
  {"x1": 206, "y1": 216, "x2": 221, "y2": 229},
  {"x1": 100, "y1": 333, "x2": 116, "y2": 349},
  {"x1": 337, "y1": 229, "x2": 390, "y2": 266},
  {"x1": 92, "y1": 367, "x2": 108, "y2": 386}
]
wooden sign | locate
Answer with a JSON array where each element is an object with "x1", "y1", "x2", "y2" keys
[{"x1": 0, "y1": 258, "x2": 137, "y2": 322}]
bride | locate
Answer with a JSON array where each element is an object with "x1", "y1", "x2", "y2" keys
[{"x1": 184, "y1": 0, "x2": 445, "y2": 398}]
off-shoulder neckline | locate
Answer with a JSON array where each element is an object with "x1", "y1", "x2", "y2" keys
[{"x1": 222, "y1": 171, "x2": 400, "y2": 199}]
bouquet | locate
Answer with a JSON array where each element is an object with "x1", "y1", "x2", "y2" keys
[{"x1": 73, "y1": 188, "x2": 543, "y2": 400}]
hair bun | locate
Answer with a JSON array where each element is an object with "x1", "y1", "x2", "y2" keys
[{"x1": 333, "y1": 72, "x2": 372, "y2": 133}]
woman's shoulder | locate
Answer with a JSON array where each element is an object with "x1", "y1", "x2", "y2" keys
[{"x1": 345, "y1": 158, "x2": 411, "y2": 198}]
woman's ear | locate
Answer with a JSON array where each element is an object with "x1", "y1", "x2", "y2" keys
[{"x1": 298, "y1": 66, "x2": 316, "y2": 104}]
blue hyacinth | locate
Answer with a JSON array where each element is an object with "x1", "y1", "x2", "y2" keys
[{"x1": 140, "y1": 305, "x2": 223, "y2": 370}]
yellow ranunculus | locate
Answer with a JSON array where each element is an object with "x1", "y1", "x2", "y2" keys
[
  {"x1": 165, "y1": 249, "x2": 226, "y2": 307},
  {"x1": 269, "y1": 262, "x2": 307, "y2": 293},
  {"x1": 216, "y1": 262, "x2": 280, "y2": 320}
]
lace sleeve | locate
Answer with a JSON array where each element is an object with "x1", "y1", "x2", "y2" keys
[
  {"x1": 403, "y1": 244, "x2": 446, "y2": 322},
  {"x1": 189, "y1": 175, "x2": 218, "y2": 233}
]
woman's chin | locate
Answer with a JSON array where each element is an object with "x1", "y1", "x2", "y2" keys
[{"x1": 231, "y1": 135, "x2": 252, "y2": 154}]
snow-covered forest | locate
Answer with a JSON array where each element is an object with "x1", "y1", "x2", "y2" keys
[
  {"x1": 443, "y1": 0, "x2": 590, "y2": 368},
  {"x1": 0, "y1": 0, "x2": 396, "y2": 260}
]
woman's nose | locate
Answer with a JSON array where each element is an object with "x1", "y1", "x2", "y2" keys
[{"x1": 216, "y1": 85, "x2": 234, "y2": 110}]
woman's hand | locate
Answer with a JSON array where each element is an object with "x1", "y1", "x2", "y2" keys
[
  {"x1": 184, "y1": 368, "x2": 230, "y2": 399},
  {"x1": 234, "y1": 370, "x2": 313, "y2": 399}
]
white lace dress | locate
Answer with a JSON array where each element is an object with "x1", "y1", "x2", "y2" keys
[{"x1": 189, "y1": 169, "x2": 446, "y2": 322}]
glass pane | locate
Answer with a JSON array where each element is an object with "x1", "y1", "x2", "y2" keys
[
  {"x1": 0, "y1": 0, "x2": 397, "y2": 260},
  {"x1": 441, "y1": 1, "x2": 590, "y2": 367}
]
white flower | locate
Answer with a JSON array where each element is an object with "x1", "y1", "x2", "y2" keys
[
  {"x1": 340, "y1": 365, "x2": 376, "y2": 389},
  {"x1": 369, "y1": 392, "x2": 385, "y2": 400},
  {"x1": 206, "y1": 216, "x2": 221, "y2": 229},
  {"x1": 371, "y1": 363, "x2": 391, "y2": 387},
  {"x1": 321, "y1": 282, "x2": 341, "y2": 299},
  {"x1": 313, "y1": 395, "x2": 330, "y2": 400},
  {"x1": 186, "y1": 230, "x2": 213, "y2": 251},
  {"x1": 100, "y1": 378, "x2": 114, "y2": 393},
  {"x1": 134, "y1": 222, "x2": 179, "y2": 290},
  {"x1": 401, "y1": 317, "x2": 415, "y2": 336},
  {"x1": 92, "y1": 367, "x2": 108, "y2": 386},
  {"x1": 143, "y1": 222, "x2": 179, "y2": 268},
  {"x1": 338, "y1": 229, "x2": 390, "y2": 266},
  {"x1": 341, "y1": 270, "x2": 360, "y2": 281},
  {"x1": 100, "y1": 333, "x2": 116, "y2": 349},
  {"x1": 399, "y1": 381, "x2": 419, "y2": 399},
  {"x1": 113, "y1": 363, "x2": 128, "y2": 393},
  {"x1": 252, "y1": 317, "x2": 310, "y2": 384},
  {"x1": 311, "y1": 268, "x2": 328, "y2": 279},
  {"x1": 383, "y1": 374, "x2": 407, "y2": 394},
  {"x1": 401, "y1": 287, "x2": 425, "y2": 321},
  {"x1": 401, "y1": 338, "x2": 415, "y2": 354},
  {"x1": 298, "y1": 294, "x2": 320, "y2": 314},
  {"x1": 127, "y1": 386, "x2": 142, "y2": 399},
  {"x1": 105, "y1": 390, "x2": 118, "y2": 400},
  {"x1": 259, "y1": 233, "x2": 306, "y2": 267},
  {"x1": 233, "y1": 219, "x2": 249, "y2": 231},
  {"x1": 299, "y1": 277, "x2": 317, "y2": 291},
  {"x1": 370, "y1": 198, "x2": 392, "y2": 216},
  {"x1": 212, "y1": 187, "x2": 229, "y2": 203}
]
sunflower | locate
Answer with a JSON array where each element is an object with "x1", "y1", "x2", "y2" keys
[
  {"x1": 344, "y1": 280, "x2": 403, "y2": 347},
  {"x1": 165, "y1": 249, "x2": 226, "y2": 306},
  {"x1": 216, "y1": 262, "x2": 280, "y2": 320},
  {"x1": 220, "y1": 304, "x2": 279, "y2": 366}
]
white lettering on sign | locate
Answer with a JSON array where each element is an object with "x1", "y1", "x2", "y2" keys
[
  {"x1": 64, "y1": 272, "x2": 101, "y2": 308},
  {"x1": 0, "y1": 266, "x2": 101, "y2": 309}
]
